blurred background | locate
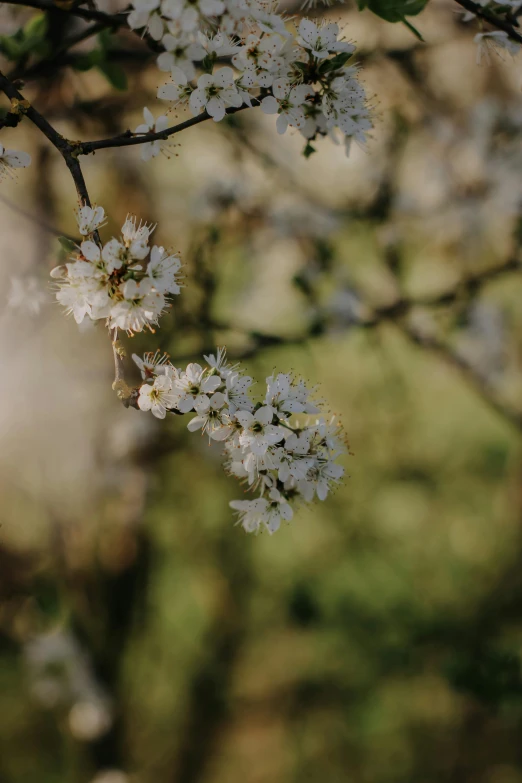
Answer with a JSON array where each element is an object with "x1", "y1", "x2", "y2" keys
[{"x1": 1, "y1": 1, "x2": 522, "y2": 781}]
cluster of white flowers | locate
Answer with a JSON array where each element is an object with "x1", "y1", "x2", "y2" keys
[
  {"x1": 0, "y1": 142, "x2": 31, "y2": 178},
  {"x1": 51, "y1": 206, "x2": 182, "y2": 332},
  {"x1": 133, "y1": 347, "x2": 347, "y2": 533},
  {"x1": 127, "y1": 0, "x2": 372, "y2": 156}
]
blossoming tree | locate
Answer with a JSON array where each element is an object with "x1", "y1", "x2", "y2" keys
[{"x1": 0, "y1": 0, "x2": 521, "y2": 533}]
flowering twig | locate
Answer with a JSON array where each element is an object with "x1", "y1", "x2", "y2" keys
[
  {"x1": 111, "y1": 328, "x2": 139, "y2": 408},
  {"x1": 79, "y1": 104, "x2": 256, "y2": 155},
  {"x1": 454, "y1": 0, "x2": 522, "y2": 44}
]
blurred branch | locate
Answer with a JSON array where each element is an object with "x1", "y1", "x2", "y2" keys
[
  {"x1": 399, "y1": 320, "x2": 522, "y2": 430},
  {"x1": 2, "y1": 0, "x2": 128, "y2": 28},
  {"x1": 0, "y1": 192, "x2": 77, "y2": 241},
  {"x1": 171, "y1": 255, "x2": 522, "y2": 430},
  {"x1": 454, "y1": 0, "x2": 522, "y2": 44}
]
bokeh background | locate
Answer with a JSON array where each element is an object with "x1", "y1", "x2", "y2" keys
[{"x1": 1, "y1": 1, "x2": 522, "y2": 781}]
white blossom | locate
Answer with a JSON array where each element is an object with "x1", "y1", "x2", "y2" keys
[
  {"x1": 138, "y1": 374, "x2": 179, "y2": 418},
  {"x1": 474, "y1": 31, "x2": 521, "y2": 64},
  {"x1": 261, "y1": 79, "x2": 314, "y2": 134},
  {"x1": 128, "y1": 0, "x2": 164, "y2": 39},
  {"x1": 236, "y1": 407, "x2": 284, "y2": 455},
  {"x1": 132, "y1": 350, "x2": 171, "y2": 379},
  {"x1": 0, "y1": 143, "x2": 31, "y2": 178},
  {"x1": 7, "y1": 276, "x2": 47, "y2": 315},
  {"x1": 174, "y1": 362, "x2": 222, "y2": 412},
  {"x1": 110, "y1": 279, "x2": 165, "y2": 333},
  {"x1": 76, "y1": 205, "x2": 106, "y2": 236},
  {"x1": 134, "y1": 107, "x2": 170, "y2": 161},
  {"x1": 147, "y1": 246, "x2": 182, "y2": 293},
  {"x1": 186, "y1": 392, "x2": 233, "y2": 439},
  {"x1": 297, "y1": 19, "x2": 354, "y2": 60},
  {"x1": 162, "y1": 0, "x2": 224, "y2": 31},
  {"x1": 189, "y1": 67, "x2": 242, "y2": 121}
]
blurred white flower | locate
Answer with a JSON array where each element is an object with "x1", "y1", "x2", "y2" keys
[
  {"x1": 7, "y1": 276, "x2": 47, "y2": 315},
  {"x1": 134, "y1": 107, "x2": 171, "y2": 161}
]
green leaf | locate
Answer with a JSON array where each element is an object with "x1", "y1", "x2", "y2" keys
[
  {"x1": 401, "y1": 17, "x2": 425, "y2": 40},
  {"x1": 303, "y1": 142, "x2": 316, "y2": 158},
  {"x1": 0, "y1": 35, "x2": 24, "y2": 60},
  {"x1": 362, "y1": 0, "x2": 428, "y2": 36},
  {"x1": 366, "y1": 0, "x2": 428, "y2": 21},
  {"x1": 97, "y1": 29, "x2": 115, "y2": 52},
  {"x1": 23, "y1": 12, "x2": 48, "y2": 40},
  {"x1": 58, "y1": 236, "x2": 77, "y2": 252},
  {"x1": 328, "y1": 51, "x2": 353, "y2": 71},
  {"x1": 201, "y1": 53, "x2": 217, "y2": 74},
  {"x1": 73, "y1": 48, "x2": 104, "y2": 71},
  {"x1": 97, "y1": 61, "x2": 128, "y2": 91}
]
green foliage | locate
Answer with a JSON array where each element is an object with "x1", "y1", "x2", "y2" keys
[
  {"x1": 97, "y1": 61, "x2": 128, "y2": 91},
  {"x1": 71, "y1": 31, "x2": 127, "y2": 89},
  {"x1": 446, "y1": 647, "x2": 522, "y2": 708},
  {"x1": 0, "y1": 13, "x2": 49, "y2": 61},
  {"x1": 357, "y1": 0, "x2": 428, "y2": 40},
  {"x1": 57, "y1": 236, "x2": 77, "y2": 253}
]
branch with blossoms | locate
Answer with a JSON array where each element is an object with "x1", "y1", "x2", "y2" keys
[
  {"x1": 134, "y1": 347, "x2": 347, "y2": 534},
  {"x1": 1, "y1": 0, "x2": 522, "y2": 532}
]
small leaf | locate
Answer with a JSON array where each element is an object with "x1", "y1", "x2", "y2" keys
[
  {"x1": 362, "y1": 0, "x2": 429, "y2": 34},
  {"x1": 328, "y1": 51, "x2": 353, "y2": 71},
  {"x1": 97, "y1": 29, "x2": 115, "y2": 52},
  {"x1": 303, "y1": 141, "x2": 316, "y2": 158},
  {"x1": 58, "y1": 236, "x2": 77, "y2": 252},
  {"x1": 73, "y1": 49, "x2": 104, "y2": 71},
  {"x1": 201, "y1": 53, "x2": 216, "y2": 74},
  {"x1": 97, "y1": 61, "x2": 128, "y2": 91},
  {"x1": 0, "y1": 35, "x2": 24, "y2": 60},
  {"x1": 23, "y1": 12, "x2": 48, "y2": 40}
]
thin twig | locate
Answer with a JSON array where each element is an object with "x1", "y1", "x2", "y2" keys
[
  {"x1": 454, "y1": 0, "x2": 522, "y2": 44},
  {"x1": 0, "y1": 68, "x2": 129, "y2": 399},
  {"x1": 2, "y1": 0, "x2": 127, "y2": 27},
  {"x1": 0, "y1": 192, "x2": 77, "y2": 241},
  {"x1": 80, "y1": 104, "x2": 256, "y2": 154},
  {"x1": 172, "y1": 255, "x2": 522, "y2": 431},
  {"x1": 398, "y1": 321, "x2": 522, "y2": 430}
]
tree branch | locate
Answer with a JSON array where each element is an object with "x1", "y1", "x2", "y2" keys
[
  {"x1": 454, "y1": 0, "x2": 522, "y2": 44},
  {"x1": 2, "y1": 0, "x2": 127, "y2": 28},
  {"x1": 79, "y1": 104, "x2": 255, "y2": 154},
  {"x1": 173, "y1": 255, "x2": 522, "y2": 431},
  {"x1": 398, "y1": 321, "x2": 522, "y2": 431},
  {"x1": 0, "y1": 68, "x2": 133, "y2": 400}
]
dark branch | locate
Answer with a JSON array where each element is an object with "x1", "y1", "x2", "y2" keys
[
  {"x1": 454, "y1": 0, "x2": 522, "y2": 44},
  {"x1": 399, "y1": 322, "x2": 522, "y2": 431},
  {"x1": 1, "y1": 0, "x2": 127, "y2": 27},
  {"x1": 0, "y1": 68, "x2": 95, "y2": 208},
  {"x1": 80, "y1": 104, "x2": 255, "y2": 154}
]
